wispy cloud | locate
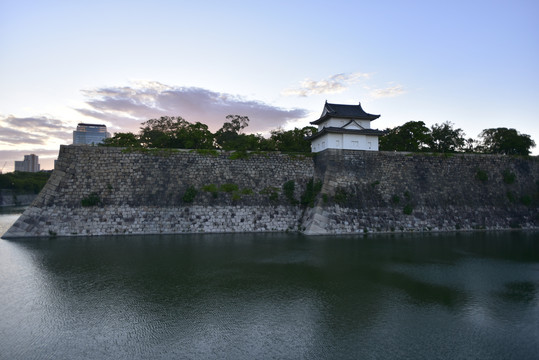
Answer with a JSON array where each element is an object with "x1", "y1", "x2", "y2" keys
[
  {"x1": 0, "y1": 115, "x2": 72, "y2": 146},
  {"x1": 370, "y1": 85, "x2": 406, "y2": 98},
  {"x1": 282, "y1": 72, "x2": 371, "y2": 97},
  {"x1": 77, "y1": 82, "x2": 309, "y2": 134}
]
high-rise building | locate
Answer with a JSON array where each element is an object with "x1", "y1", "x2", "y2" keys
[
  {"x1": 73, "y1": 123, "x2": 111, "y2": 145},
  {"x1": 14, "y1": 154, "x2": 40, "y2": 172}
]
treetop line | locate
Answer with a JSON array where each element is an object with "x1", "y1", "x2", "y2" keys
[{"x1": 101, "y1": 115, "x2": 536, "y2": 156}]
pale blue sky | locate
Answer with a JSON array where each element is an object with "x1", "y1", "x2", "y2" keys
[{"x1": 1, "y1": 0, "x2": 538, "y2": 171}]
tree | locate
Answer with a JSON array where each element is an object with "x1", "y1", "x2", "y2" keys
[
  {"x1": 463, "y1": 138, "x2": 479, "y2": 153},
  {"x1": 220, "y1": 115, "x2": 249, "y2": 133},
  {"x1": 215, "y1": 115, "x2": 252, "y2": 150},
  {"x1": 139, "y1": 116, "x2": 189, "y2": 148},
  {"x1": 174, "y1": 122, "x2": 215, "y2": 149},
  {"x1": 137, "y1": 116, "x2": 217, "y2": 149},
  {"x1": 478, "y1": 128, "x2": 536, "y2": 155},
  {"x1": 379, "y1": 121, "x2": 431, "y2": 152},
  {"x1": 428, "y1": 121, "x2": 466, "y2": 153},
  {"x1": 101, "y1": 132, "x2": 141, "y2": 147},
  {"x1": 270, "y1": 126, "x2": 317, "y2": 152},
  {"x1": 140, "y1": 116, "x2": 189, "y2": 134}
]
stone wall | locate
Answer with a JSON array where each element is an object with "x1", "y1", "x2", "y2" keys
[
  {"x1": 4, "y1": 146, "x2": 313, "y2": 237},
  {"x1": 304, "y1": 149, "x2": 539, "y2": 234},
  {"x1": 3, "y1": 146, "x2": 538, "y2": 238}
]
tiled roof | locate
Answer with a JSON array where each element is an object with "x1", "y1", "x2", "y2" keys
[
  {"x1": 311, "y1": 101, "x2": 380, "y2": 125},
  {"x1": 307, "y1": 127, "x2": 386, "y2": 141}
]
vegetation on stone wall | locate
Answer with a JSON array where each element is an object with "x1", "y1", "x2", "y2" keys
[
  {"x1": 520, "y1": 195, "x2": 532, "y2": 206},
  {"x1": 219, "y1": 183, "x2": 239, "y2": 193},
  {"x1": 202, "y1": 184, "x2": 219, "y2": 198},
  {"x1": 192, "y1": 149, "x2": 219, "y2": 156},
  {"x1": 475, "y1": 169, "x2": 489, "y2": 183},
  {"x1": 300, "y1": 179, "x2": 323, "y2": 207},
  {"x1": 199, "y1": 183, "x2": 254, "y2": 202},
  {"x1": 282, "y1": 180, "x2": 298, "y2": 205},
  {"x1": 502, "y1": 170, "x2": 516, "y2": 184},
  {"x1": 81, "y1": 193, "x2": 101, "y2": 207},
  {"x1": 334, "y1": 188, "x2": 348, "y2": 204},
  {"x1": 182, "y1": 186, "x2": 198, "y2": 203},
  {"x1": 403, "y1": 204, "x2": 414, "y2": 215},
  {"x1": 260, "y1": 186, "x2": 279, "y2": 202},
  {"x1": 0, "y1": 171, "x2": 51, "y2": 194}
]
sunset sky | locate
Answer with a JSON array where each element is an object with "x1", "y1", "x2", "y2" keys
[{"x1": 1, "y1": 0, "x2": 538, "y2": 171}]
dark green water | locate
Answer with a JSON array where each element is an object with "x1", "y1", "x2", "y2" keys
[{"x1": 1, "y1": 223, "x2": 538, "y2": 359}]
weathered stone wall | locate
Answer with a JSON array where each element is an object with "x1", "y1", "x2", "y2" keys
[
  {"x1": 3, "y1": 146, "x2": 538, "y2": 238},
  {"x1": 4, "y1": 146, "x2": 313, "y2": 237},
  {"x1": 37, "y1": 146, "x2": 314, "y2": 208},
  {"x1": 304, "y1": 149, "x2": 539, "y2": 234}
]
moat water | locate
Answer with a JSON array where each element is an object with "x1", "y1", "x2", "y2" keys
[{"x1": 1, "y1": 211, "x2": 538, "y2": 359}]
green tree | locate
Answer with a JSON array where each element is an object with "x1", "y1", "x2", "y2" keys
[
  {"x1": 174, "y1": 122, "x2": 215, "y2": 149},
  {"x1": 137, "y1": 116, "x2": 217, "y2": 149},
  {"x1": 270, "y1": 126, "x2": 316, "y2": 152},
  {"x1": 139, "y1": 116, "x2": 189, "y2": 148},
  {"x1": 215, "y1": 115, "x2": 255, "y2": 150},
  {"x1": 101, "y1": 132, "x2": 141, "y2": 147},
  {"x1": 463, "y1": 138, "x2": 479, "y2": 153},
  {"x1": 0, "y1": 171, "x2": 51, "y2": 194},
  {"x1": 140, "y1": 116, "x2": 189, "y2": 134},
  {"x1": 428, "y1": 121, "x2": 466, "y2": 152},
  {"x1": 139, "y1": 129, "x2": 171, "y2": 148},
  {"x1": 478, "y1": 128, "x2": 536, "y2": 155},
  {"x1": 221, "y1": 115, "x2": 249, "y2": 133},
  {"x1": 379, "y1": 121, "x2": 431, "y2": 152}
]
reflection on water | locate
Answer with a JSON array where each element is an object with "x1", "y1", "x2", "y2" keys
[{"x1": 0, "y1": 217, "x2": 538, "y2": 359}]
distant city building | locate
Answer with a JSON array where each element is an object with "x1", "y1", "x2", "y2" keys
[
  {"x1": 73, "y1": 123, "x2": 111, "y2": 145},
  {"x1": 14, "y1": 154, "x2": 40, "y2": 172},
  {"x1": 308, "y1": 101, "x2": 385, "y2": 152}
]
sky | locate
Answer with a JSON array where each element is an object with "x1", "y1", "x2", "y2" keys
[{"x1": 1, "y1": 0, "x2": 538, "y2": 172}]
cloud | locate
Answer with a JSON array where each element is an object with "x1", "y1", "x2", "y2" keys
[
  {"x1": 0, "y1": 115, "x2": 73, "y2": 146},
  {"x1": 282, "y1": 72, "x2": 371, "y2": 97},
  {"x1": 370, "y1": 85, "x2": 406, "y2": 98},
  {"x1": 77, "y1": 82, "x2": 309, "y2": 134}
]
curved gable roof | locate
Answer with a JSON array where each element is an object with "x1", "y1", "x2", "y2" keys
[{"x1": 311, "y1": 101, "x2": 380, "y2": 125}]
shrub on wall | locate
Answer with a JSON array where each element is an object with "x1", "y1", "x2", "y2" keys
[
  {"x1": 334, "y1": 188, "x2": 348, "y2": 204},
  {"x1": 228, "y1": 150, "x2": 249, "y2": 160},
  {"x1": 260, "y1": 186, "x2": 279, "y2": 202},
  {"x1": 502, "y1": 170, "x2": 516, "y2": 184},
  {"x1": 300, "y1": 179, "x2": 323, "y2": 207},
  {"x1": 403, "y1": 204, "x2": 413, "y2": 215},
  {"x1": 202, "y1": 184, "x2": 219, "y2": 198},
  {"x1": 220, "y1": 183, "x2": 239, "y2": 193},
  {"x1": 520, "y1": 195, "x2": 532, "y2": 206},
  {"x1": 282, "y1": 180, "x2": 298, "y2": 205},
  {"x1": 182, "y1": 186, "x2": 198, "y2": 203},
  {"x1": 475, "y1": 169, "x2": 488, "y2": 183},
  {"x1": 81, "y1": 193, "x2": 100, "y2": 207}
]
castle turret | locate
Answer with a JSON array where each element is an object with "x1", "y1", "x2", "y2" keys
[{"x1": 308, "y1": 101, "x2": 385, "y2": 152}]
